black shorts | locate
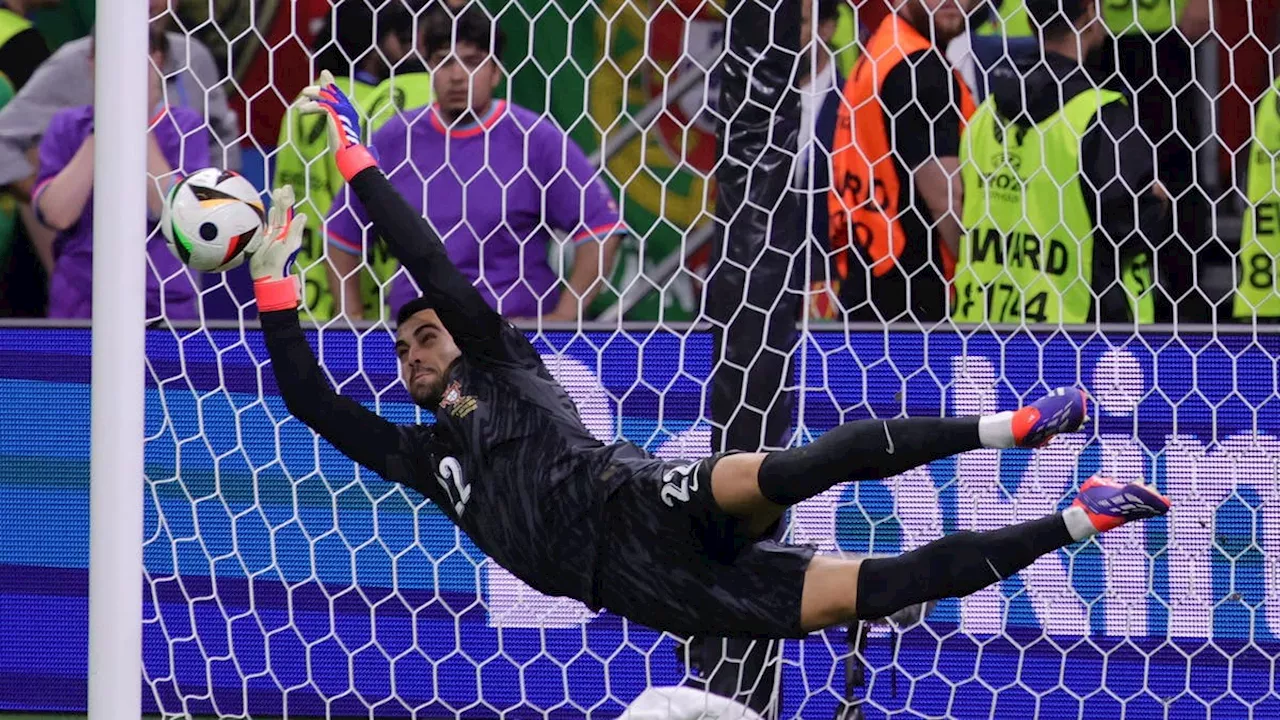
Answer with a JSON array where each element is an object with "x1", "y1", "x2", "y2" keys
[{"x1": 595, "y1": 453, "x2": 815, "y2": 640}]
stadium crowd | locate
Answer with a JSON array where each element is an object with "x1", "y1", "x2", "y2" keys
[{"x1": 0, "y1": 0, "x2": 1270, "y2": 326}]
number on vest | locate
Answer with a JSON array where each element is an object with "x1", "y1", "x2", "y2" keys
[
  {"x1": 960, "y1": 282, "x2": 1050, "y2": 323},
  {"x1": 435, "y1": 456, "x2": 470, "y2": 516}
]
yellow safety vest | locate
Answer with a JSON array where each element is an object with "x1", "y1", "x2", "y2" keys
[
  {"x1": 830, "y1": 4, "x2": 860, "y2": 81},
  {"x1": 365, "y1": 72, "x2": 434, "y2": 133},
  {"x1": 1102, "y1": 0, "x2": 1187, "y2": 36},
  {"x1": 955, "y1": 88, "x2": 1155, "y2": 324},
  {"x1": 1234, "y1": 78, "x2": 1280, "y2": 319},
  {"x1": 275, "y1": 71, "x2": 432, "y2": 322},
  {"x1": 978, "y1": 0, "x2": 1034, "y2": 38},
  {"x1": 979, "y1": 0, "x2": 1185, "y2": 37}
]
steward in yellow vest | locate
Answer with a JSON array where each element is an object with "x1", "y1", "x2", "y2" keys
[
  {"x1": 954, "y1": 0, "x2": 1165, "y2": 325},
  {"x1": 1233, "y1": 78, "x2": 1280, "y2": 321},
  {"x1": 272, "y1": 3, "x2": 429, "y2": 322}
]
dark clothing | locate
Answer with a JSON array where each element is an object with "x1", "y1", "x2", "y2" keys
[
  {"x1": 597, "y1": 454, "x2": 813, "y2": 639},
  {"x1": 1099, "y1": 30, "x2": 1208, "y2": 323},
  {"x1": 986, "y1": 51, "x2": 1168, "y2": 323},
  {"x1": 263, "y1": 167, "x2": 635, "y2": 607},
  {"x1": 262, "y1": 166, "x2": 815, "y2": 635},
  {"x1": 838, "y1": 49, "x2": 967, "y2": 322},
  {"x1": 0, "y1": 26, "x2": 49, "y2": 92}
]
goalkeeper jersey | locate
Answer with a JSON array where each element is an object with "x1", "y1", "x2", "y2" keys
[{"x1": 262, "y1": 166, "x2": 646, "y2": 605}]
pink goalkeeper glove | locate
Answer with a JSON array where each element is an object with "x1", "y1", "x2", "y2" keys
[{"x1": 297, "y1": 70, "x2": 379, "y2": 182}]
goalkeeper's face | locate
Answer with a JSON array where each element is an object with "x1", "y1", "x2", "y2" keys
[{"x1": 395, "y1": 309, "x2": 462, "y2": 408}]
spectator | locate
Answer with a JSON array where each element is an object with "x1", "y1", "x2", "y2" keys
[
  {"x1": 794, "y1": 0, "x2": 846, "y2": 320},
  {"x1": 0, "y1": 0, "x2": 55, "y2": 315},
  {"x1": 34, "y1": 25, "x2": 208, "y2": 320},
  {"x1": 0, "y1": 0, "x2": 238, "y2": 208},
  {"x1": 274, "y1": 0, "x2": 418, "y2": 322},
  {"x1": 951, "y1": 0, "x2": 1164, "y2": 325},
  {"x1": 1096, "y1": 0, "x2": 1211, "y2": 322},
  {"x1": 829, "y1": 0, "x2": 977, "y2": 323},
  {"x1": 1232, "y1": 76, "x2": 1280, "y2": 322},
  {"x1": 326, "y1": 4, "x2": 626, "y2": 323}
]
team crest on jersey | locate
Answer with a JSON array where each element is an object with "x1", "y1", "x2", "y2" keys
[{"x1": 439, "y1": 381, "x2": 478, "y2": 419}]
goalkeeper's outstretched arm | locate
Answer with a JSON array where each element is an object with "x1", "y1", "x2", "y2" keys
[
  {"x1": 260, "y1": 309, "x2": 416, "y2": 482},
  {"x1": 345, "y1": 165, "x2": 505, "y2": 348},
  {"x1": 299, "y1": 72, "x2": 507, "y2": 354},
  {"x1": 251, "y1": 186, "x2": 422, "y2": 485}
]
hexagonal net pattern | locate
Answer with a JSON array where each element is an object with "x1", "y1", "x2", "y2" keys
[{"x1": 33, "y1": 0, "x2": 1274, "y2": 718}]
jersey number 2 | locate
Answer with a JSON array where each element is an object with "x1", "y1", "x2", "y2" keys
[
  {"x1": 436, "y1": 456, "x2": 470, "y2": 516},
  {"x1": 660, "y1": 463, "x2": 699, "y2": 507}
]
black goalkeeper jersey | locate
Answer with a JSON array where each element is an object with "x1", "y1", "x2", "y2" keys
[{"x1": 261, "y1": 166, "x2": 650, "y2": 606}]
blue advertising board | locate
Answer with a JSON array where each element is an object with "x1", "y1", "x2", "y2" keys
[{"x1": 1, "y1": 327, "x2": 1277, "y2": 718}]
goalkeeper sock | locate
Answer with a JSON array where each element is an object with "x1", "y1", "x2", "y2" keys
[
  {"x1": 755, "y1": 417, "x2": 981, "y2": 507},
  {"x1": 853, "y1": 514, "x2": 1074, "y2": 620}
]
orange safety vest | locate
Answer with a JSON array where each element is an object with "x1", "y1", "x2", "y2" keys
[{"x1": 829, "y1": 14, "x2": 975, "y2": 283}]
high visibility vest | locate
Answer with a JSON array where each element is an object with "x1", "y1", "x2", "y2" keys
[
  {"x1": 977, "y1": 0, "x2": 1034, "y2": 38},
  {"x1": 0, "y1": 8, "x2": 30, "y2": 48},
  {"x1": 830, "y1": 14, "x2": 976, "y2": 283},
  {"x1": 1234, "y1": 78, "x2": 1280, "y2": 319},
  {"x1": 1102, "y1": 0, "x2": 1187, "y2": 36},
  {"x1": 955, "y1": 88, "x2": 1155, "y2": 324},
  {"x1": 365, "y1": 72, "x2": 434, "y2": 133},
  {"x1": 830, "y1": 3, "x2": 860, "y2": 81},
  {"x1": 979, "y1": 0, "x2": 1185, "y2": 37},
  {"x1": 275, "y1": 76, "x2": 385, "y2": 321}
]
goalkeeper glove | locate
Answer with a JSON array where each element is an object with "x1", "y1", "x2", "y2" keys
[
  {"x1": 297, "y1": 69, "x2": 379, "y2": 182},
  {"x1": 250, "y1": 185, "x2": 308, "y2": 312}
]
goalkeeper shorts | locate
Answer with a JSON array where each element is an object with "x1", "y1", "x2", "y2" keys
[{"x1": 595, "y1": 453, "x2": 815, "y2": 640}]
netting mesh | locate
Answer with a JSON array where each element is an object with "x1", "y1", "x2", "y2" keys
[{"x1": 5, "y1": 0, "x2": 1280, "y2": 717}]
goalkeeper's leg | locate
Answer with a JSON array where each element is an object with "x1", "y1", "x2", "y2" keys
[
  {"x1": 801, "y1": 476, "x2": 1172, "y2": 630},
  {"x1": 712, "y1": 387, "x2": 1089, "y2": 535}
]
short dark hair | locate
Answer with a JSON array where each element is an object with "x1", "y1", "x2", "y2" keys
[
  {"x1": 816, "y1": 0, "x2": 840, "y2": 24},
  {"x1": 421, "y1": 3, "x2": 505, "y2": 60},
  {"x1": 313, "y1": 1, "x2": 415, "y2": 76},
  {"x1": 396, "y1": 296, "x2": 437, "y2": 329},
  {"x1": 1025, "y1": 0, "x2": 1089, "y2": 38}
]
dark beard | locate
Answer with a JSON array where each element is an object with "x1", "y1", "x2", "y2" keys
[{"x1": 412, "y1": 377, "x2": 446, "y2": 410}]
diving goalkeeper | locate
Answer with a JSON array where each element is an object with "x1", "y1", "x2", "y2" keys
[{"x1": 249, "y1": 72, "x2": 1172, "y2": 639}]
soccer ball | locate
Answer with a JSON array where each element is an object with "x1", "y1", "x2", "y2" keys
[{"x1": 160, "y1": 168, "x2": 266, "y2": 272}]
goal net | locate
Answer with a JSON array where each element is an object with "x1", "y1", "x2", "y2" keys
[{"x1": 2, "y1": 0, "x2": 1280, "y2": 718}]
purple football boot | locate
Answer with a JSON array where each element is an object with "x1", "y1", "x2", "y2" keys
[
  {"x1": 1070, "y1": 476, "x2": 1172, "y2": 533},
  {"x1": 1011, "y1": 387, "x2": 1090, "y2": 448}
]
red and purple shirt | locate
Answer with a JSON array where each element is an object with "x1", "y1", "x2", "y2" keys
[
  {"x1": 35, "y1": 104, "x2": 209, "y2": 320},
  {"x1": 325, "y1": 101, "x2": 626, "y2": 319}
]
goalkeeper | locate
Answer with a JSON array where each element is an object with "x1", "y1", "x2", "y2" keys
[{"x1": 249, "y1": 73, "x2": 1172, "y2": 639}]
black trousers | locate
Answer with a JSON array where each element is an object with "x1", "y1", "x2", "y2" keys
[{"x1": 1099, "y1": 30, "x2": 1212, "y2": 323}]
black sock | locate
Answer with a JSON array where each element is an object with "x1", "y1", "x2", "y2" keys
[
  {"x1": 755, "y1": 417, "x2": 980, "y2": 507},
  {"x1": 854, "y1": 514, "x2": 1075, "y2": 621}
]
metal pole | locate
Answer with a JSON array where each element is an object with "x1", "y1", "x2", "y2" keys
[{"x1": 88, "y1": 0, "x2": 148, "y2": 717}]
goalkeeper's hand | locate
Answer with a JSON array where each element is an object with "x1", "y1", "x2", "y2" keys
[
  {"x1": 250, "y1": 185, "x2": 307, "y2": 312},
  {"x1": 297, "y1": 69, "x2": 379, "y2": 182}
]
